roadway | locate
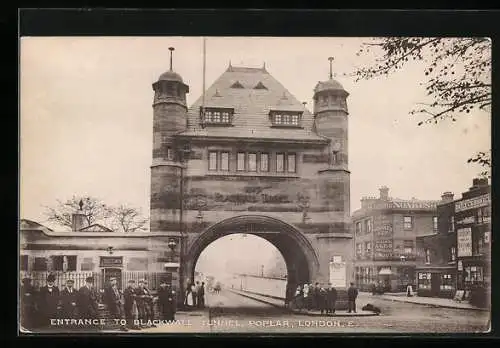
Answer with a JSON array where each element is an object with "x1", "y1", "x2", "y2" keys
[{"x1": 203, "y1": 289, "x2": 490, "y2": 333}]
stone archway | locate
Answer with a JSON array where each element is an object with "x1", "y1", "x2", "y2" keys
[{"x1": 183, "y1": 214, "x2": 320, "y2": 293}]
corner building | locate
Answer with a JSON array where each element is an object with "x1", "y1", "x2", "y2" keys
[{"x1": 150, "y1": 60, "x2": 353, "y2": 303}]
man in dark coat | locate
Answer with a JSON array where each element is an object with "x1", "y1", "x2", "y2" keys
[
  {"x1": 20, "y1": 277, "x2": 37, "y2": 329},
  {"x1": 135, "y1": 279, "x2": 154, "y2": 327},
  {"x1": 77, "y1": 276, "x2": 99, "y2": 319},
  {"x1": 318, "y1": 285, "x2": 328, "y2": 315},
  {"x1": 197, "y1": 282, "x2": 206, "y2": 309},
  {"x1": 157, "y1": 280, "x2": 176, "y2": 321},
  {"x1": 142, "y1": 280, "x2": 155, "y2": 325},
  {"x1": 103, "y1": 277, "x2": 128, "y2": 331},
  {"x1": 347, "y1": 282, "x2": 358, "y2": 313},
  {"x1": 326, "y1": 283, "x2": 337, "y2": 314},
  {"x1": 37, "y1": 273, "x2": 60, "y2": 327},
  {"x1": 313, "y1": 282, "x2": 321, "y2": 310},
  {"x1": 123, "y1": 279, "x2": 140, "y2": 330},
  {"x1": 60, "y1": 279, "x2": 78, "y2": 319}
]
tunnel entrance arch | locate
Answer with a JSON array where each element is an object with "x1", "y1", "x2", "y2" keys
[{"x1": 183, "y1": 215, "x2": 320, "y2": 294}]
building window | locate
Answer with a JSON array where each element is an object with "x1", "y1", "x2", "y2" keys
[
  {"x1": 365, "y1": 242, "x2": 372, "y2": 256},
  {"x1": 260, "y1": 153, "x2": 269, "y2": 172},
  {"x1": 167, "y1": 147, "x2": 173, "y2": 161},
  {"x1": 356, "y1": 243, "x2": 363, "y2": 258},
  {"x1": 203, "y1": 108, "x2": 233, "y2": 125},
  {"x1": 433, "y1": 216, "x2": 438, "y2": 231},
  {"x1": 248, "y1": 153, "x2": 257, "y2": 172},
  {"x1": 276, "y1": 153, "x2": 284, "y2": 173},
  {"x1": 209, "y1": 151, "x2": 218, "y2": 171},
  {"x1": 403, "y1": 216, "x2": 413, "y2": 230},
  {"x1": 52, "y1": 255, "x2": 77, "y2": 272},
  {"x1": 220, "y1": 152, "x2": 229, "y2": 171},
  {"x1": 364, "y1": 219, "x2": 372, "y2": 234},
  {"x1": 20, "y1": 255, "x2": 29, "y2": 271},
  {"x1": 272, "y1": 112, "x2": 301, "y2": 126},
  {"x1": 237, "y1": 152, "x2": 245, "y2": 171},
  {"x1": 464, "y1": 266, "x2": 483, "y2": 285},
  {"x1": 450, "y1": 247, "x2": 456, "y2": 261},
  {"x1": 287, "y1": 153, "x2": 296, "y2": 173},
  {"x1": 473, "y1": 233, "x2": 485, "y2": 256},
  {"x1": 34, "y1": 257, "x2": 48, "y2": 271},
  {"x1": 403, "y1": 240, "x2": 414, "y2": 255},
  {"x1": 418, "y1": 272, "x2": 432, "y2": 289},
  {"x1": 425, "y1": 249, "x2": 431, "y2": 264},
  {"x1": 477, "y1": 206, "x2": 491, "y2": 224},
  {"x1": 449, "y1": 216, "x2": 455, "y2": 233},
  {"x1": 440, "y1": 274, "x2": 454, "y2": 290},
  {"x1": 355, "y1": 222, "x2": 362, "y2": 235},
  {"x1": 80, "y1": 257, "x2": 94, "y2": 271}
]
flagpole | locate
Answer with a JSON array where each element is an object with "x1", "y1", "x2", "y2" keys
[{"x1": 201, "y1": 37, "x2": 207, "y2": 127}]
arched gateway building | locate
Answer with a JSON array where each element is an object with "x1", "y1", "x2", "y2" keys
[
  {"x1": 20, "y1": 52, "x2": 353, "y2": 308},
  {"x1": 151, "y1": 53, "x2": 353, "y2": 303}
]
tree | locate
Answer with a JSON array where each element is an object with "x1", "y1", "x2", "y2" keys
[
  {"x1": 44, "y1": 196, "x2": 149, "y2": 232},
  {"x1": 353, "y1": 37, "x2": 491, "y2": 175},
  {"x1": 106, "y1": 204, "x2": 149, "y2": 233},
  {"x1": 44, "y1": 196, "x2": 108, "y2": 229}
]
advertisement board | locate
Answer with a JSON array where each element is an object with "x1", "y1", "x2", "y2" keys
[
  {"x1": 329, "y1": 261, "x2": 347, "y2": 288},
  {"x1": 457, "y1": 227, "x2": 472, "y2": 257}
]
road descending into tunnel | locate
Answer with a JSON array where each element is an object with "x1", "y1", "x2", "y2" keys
[{"x1": 203, "y1": 289, "x2": 490, "y2": 333}]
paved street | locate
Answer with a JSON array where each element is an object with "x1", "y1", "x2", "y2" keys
[{"x1": 202, "y1": 289, "x2": 490, "y2": 333}]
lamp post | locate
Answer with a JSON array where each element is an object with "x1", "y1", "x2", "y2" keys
[{"x1": 177, "y1": 142, "x2": 191, "y2": 305}]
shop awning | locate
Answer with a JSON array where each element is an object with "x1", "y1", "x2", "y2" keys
[{"x1": 379, "y1": 268, "x2": 392, "y2": 275}]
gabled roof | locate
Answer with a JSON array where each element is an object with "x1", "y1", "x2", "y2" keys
[
  {"x1": 180, "y1": 66, "x2": 327, "y2": 143},
  {"x1": 19, "y1": 219, "x2": 53, "y2": 231},
  {"x1": 78, "y1": 223, "x2": 113, "y2": 232}
]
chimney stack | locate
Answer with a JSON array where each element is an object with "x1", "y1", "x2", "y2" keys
[
  {"x1": 72, "y1": 200, "x2": 86, "y2": 231},
  {"x1": 379, "y1": 186, "x2": 389, "y2": 200},
  {"x1": 471, "y1": 178, "x2": 488, "y2": 190},
  {"x1": 441, "y1": 191, "x2": 454, "y2": 203}
]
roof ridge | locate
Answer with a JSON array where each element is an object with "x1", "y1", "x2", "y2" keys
[{"x1": 227, "y1": 66, "x2": 268, "y2": 73}]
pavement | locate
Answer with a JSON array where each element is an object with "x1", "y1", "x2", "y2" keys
[
  {"x1": 359, "y1": 291, "x2": 489, "y2": 311},
  {"x1": 228, "y1": 288, "x2": 378, "y2": 317}
]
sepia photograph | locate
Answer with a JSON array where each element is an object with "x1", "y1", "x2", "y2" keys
[{"x1": 19, "y1": 36, "x2": 491, "y2": 334}]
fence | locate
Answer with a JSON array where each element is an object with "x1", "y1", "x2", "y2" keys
[{"x1": 20, "y1": 271, "x2": 170, "y2": 293}]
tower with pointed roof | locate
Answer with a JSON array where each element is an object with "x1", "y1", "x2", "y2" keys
[
  {"x1": 150, "y1": 47, "x2": 189, "y2": 236},
  {"x1": 313, "y1": 57, "x2": 351, "y2": 219}
]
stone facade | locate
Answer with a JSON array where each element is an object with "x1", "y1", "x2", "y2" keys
[
  {"x1": 149, "y1": 60, "x2": 353, "y2": 300},
  {"x1": 353, "y1": 187, "x2": 440, "y2": 292}
]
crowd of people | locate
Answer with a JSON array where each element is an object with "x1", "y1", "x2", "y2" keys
[
  {"x1": 285, "y1": 282, "x2": 359, "y2": 314},
  {"x1": 183, "y1": 280, "x2": 206, "y2": 309},
  {"x1": 20, "y1": 274, "x2": 177, "y2": 331}
]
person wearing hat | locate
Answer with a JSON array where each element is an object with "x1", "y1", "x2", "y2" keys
[
  {"x1": 104, "y1": 277, "x2": 128, "y2": 331},
  {"x1": 20, "y1": 277, "x2": 36, "y2": 329},
  {"x1": 77, "y1": 276, "x2": 99, "y2": 320},
  {"x1": 135, "y1": 279, "x2": 151, "y2": 327},
  {"x1": 60, "y1": 279, "x2": 78, "y2": 319},
  {"x1": 123, "y1": 279, "x2": 140, "y2": 330},
  {"x1": 157, "y1": 279, "x2": 176, "y2": 321},
  {"x1": 37, "y1": 273, "x2": 60, "y2": 327}
]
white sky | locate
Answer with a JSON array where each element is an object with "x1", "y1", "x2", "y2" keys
[{"x1": 20, "y1": 37, "x2": 490, "y2": 269}]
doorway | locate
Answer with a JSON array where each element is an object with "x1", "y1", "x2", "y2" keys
[{"x1": 431, "y1": 273, "x2": 440, "y2": 297}]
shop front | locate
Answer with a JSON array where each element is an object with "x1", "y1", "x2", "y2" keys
[
  {"x1": 458, "y1": 258, "x2": 490, "y2": 308},
  {"x1": 416, "y1": 266, "x2": 456, "y2": 298}
]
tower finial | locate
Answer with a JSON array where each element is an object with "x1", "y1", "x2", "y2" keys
[
  {"x1": 328, "y1": 56, "x2": 334, "y2": 79},
  {"x1": 168, "y1": 47, "x2": 175, "y2": 71}
]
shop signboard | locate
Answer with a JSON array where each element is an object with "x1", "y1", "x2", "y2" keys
[
  {"x1": 457, "y1": 227, "x2": 472, "y2": 257},
  {"x1": 455, "y1": 194, "x2": 490, "y2": 213}
]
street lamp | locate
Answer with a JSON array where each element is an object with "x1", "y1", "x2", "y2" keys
[{"x1": 167, "y1": 239, "x2": 177, "y2": 262}]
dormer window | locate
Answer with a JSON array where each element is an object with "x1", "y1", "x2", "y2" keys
[
  {"x1": 254, "y1": 82, "x2": 268, "y2": 90},
  {"x1": 270, "y1": 110, "x2": 302, "y2": 127},
  {"x1": 231, "y1": 81, "x2": 244, "y2": 89},
  {"x1": 201, "y1": 107, "x2": 234, "y2": 126}
]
